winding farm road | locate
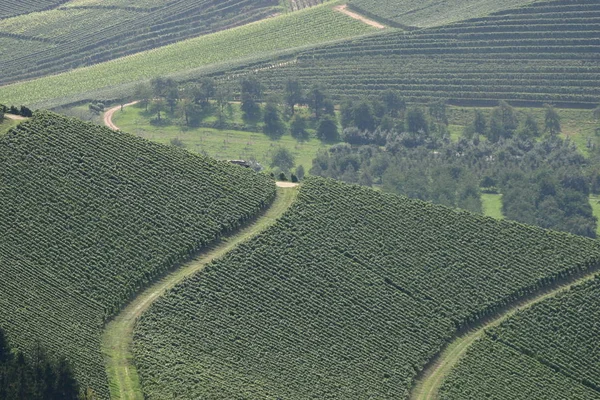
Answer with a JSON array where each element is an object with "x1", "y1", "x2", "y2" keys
[
  {"x1": 104, "y1": 101, "x2": 139, "y2": 131},
  {"x1": 102, "y1": 186, "x2": 298, "y2": 399},
  {"x1": 410, "y1": 270, "x2": 599, "y2": 400}
]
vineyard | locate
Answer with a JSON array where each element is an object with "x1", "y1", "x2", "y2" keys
[
  {"x1": 0, "y1": 112, "x2": 275, "y2": 397},
  {"x1": 236, "y1": 0, "x2": 600, "y2": 106},
  {"x1": 0, "y1": 0, "x2": 67, "y2": 19},
  {"x1": 0, "y1": 4, "x2": 375, "y2": 109},
  {"x1": 440, "y1": 276, "x2": 600, "y2": 399},
  {"x1": 0, "y1": 0, "x2": 281, "y2": 85},
  {"x1": 347, "y1": 0, "x2": 536, "y2": 28},
  {"x1": 133, "y1": 177, "x2": 600, "y2": 399}
]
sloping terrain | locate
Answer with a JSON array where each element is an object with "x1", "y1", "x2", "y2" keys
[
  {"x1": 0, "y1": 0, "x2": 68, "y2": 19},
  {"x1": 133, "y1": 177, "x2": 600, "y2": 399},
  {"x1": 241, "y1": 0, "x2": 600, "y2": 106},
  {"x1": 0, "y1": 0, "x2": 281, "y2": 85},
  {"x1": 347, "y1": 0, "x2": 537, "y2": 28},
  {"x1": 0, "y1": 112, "x2": 275, "y2": 397},
  {"x1": 440, "y1": 276, "x2": 600, "y2": 399},
  {"x1": 0, "y1": 4, "x2": 375, "y2": 109}
]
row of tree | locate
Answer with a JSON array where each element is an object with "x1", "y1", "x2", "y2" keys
[{"x1": 0, "y1": 328, "x2": 85, "y2": 399}]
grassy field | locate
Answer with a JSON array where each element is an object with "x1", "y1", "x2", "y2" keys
[
  {"x1": 481, "y1": 193, "x2": 503, "y2": 220},
  {"x1": 112, "y1": 105, "x2": 327, "y2": 171},
  {"x1": 0, "y1": 3, "x2": 376, "y2": 109},
  {"x1": 590, "y1": 195, "x2": 600, "y2": 238}
]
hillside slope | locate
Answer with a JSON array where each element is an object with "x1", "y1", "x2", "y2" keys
[
  {"x1": 440, "y1": 276, "x2": 600, "y2": 399},
  {"x1": 0, "y1": 4, "x2": 375, "y2": 109},
  {"x1": 133, "y1": 177, "x2": 600, "y2": 399},
  {"x1": 0, "y1": 0, "x2": 281, "y2": 85},
  {"x1": 241, "y1": 0, "x2": 600, "y2": 106},
  {"x1": 0, "y1": 112, "x2": 275, "y2": 397},
  {"x1": 347, "y1": 0, "x2": 536, "y2": 28}
]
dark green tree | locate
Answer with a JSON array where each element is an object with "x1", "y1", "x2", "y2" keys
[
  {"x1": 428, "y1": 99, "x2": 448, "y2": 125},
  {"x1": 241, "y1": 77, "x2": 262, "y2": 122},
  {"x1": 406, "y1": 107, "x2": 429, "y2": 134},
  {"x1": 381, "y1": 90, "x2": 405, "y2": 118},
  {"x1": 263, "y1": 101, "x2": 286, "y2": 139},
  {"x1": 517, "y1": 113, "x2": 540, "y2": 138},
  {"x1": 290, "y1": 114, "x2": 308, "y2": 141},
  {"x1": 316, "y1": 115, "x2": 339, "y2": 142},
  {"x1": 354, "y1": 101, "x2": 376, "y2": 131},
  {"x1": 308, "y1": 86, "x2": 327, "y2": 120},
  {"x1": 340, "y1": 99, "x2": 355, "y2": 129},
  {"x1": 271, "y1": 147, "x2": 295, "y2": 172},
  {"x1": 285, "y1": 79, "x2": 304, "y2": 115},
  {"x1": 544, "y1": 104, "x2": 561, "y2": 136}
]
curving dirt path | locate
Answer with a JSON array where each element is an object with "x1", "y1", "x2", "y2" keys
[
  {"x1": 4, "y1": 113, "x2": 27, "y2": 120},
  {"x1": 104, "y1": 101, "x2": 139, "y2": 131},
  {"x1": 410, "y1": 270, "x2": 599, "y2": 400},
  {"x1": 334, "y1": 4, "x2": 386, "y2": 29},
  {"x1": 102, "y1": 186, "x2": 299, "y2": 400}
]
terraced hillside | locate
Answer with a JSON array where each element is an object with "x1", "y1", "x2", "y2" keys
[
  {"x1": 347, "y1": 0, "x2": 536, "y2": 28},
  {"x1": 0, "y1": 112, "x2": 275, "y2": 397},
  {"x1": 0, "y1": 0, "x2": 281, "y2": 85},
  {"x1": 241, "y1": 0, "x2": 600, "y2": 106},
  {"x1": 0, "y1": 4, "x2": 375, "y2": 109},
  {"x1": 133, "y1": 177, "x2": 600, "y2": 399},
  {"x1": 440, "y1": 276, "x2": 600, "y2": 399},
  {"x1": 0, "y1": 0, "x2": 68, "y2": 19}
]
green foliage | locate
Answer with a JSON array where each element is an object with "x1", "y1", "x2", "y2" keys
[
  {"x1": 545, "y1": 104, "x2": 562, "y2": 136},
  {"x1": 0, "y1": 112, "x2": 275, "y2": 397},
  {"x1": 270, "y1": 147, "x2": 296, "y2": 172},
  {"x1": 441, "y1": 277, "x2": 600, "y2": 399},
  {"x1": 133, "y1": 177, "x2": 600, "y2": 399},
  {"x1": 263, "y1": 102, "x2": 286, "y2": 138},
  {"x1": 290, "y1": 114, "x2": 309, "y2": 141},
  {"x1": 316, "y1": 115, "x2": 339, "y2": 142},
  {"x1": 406, "y1": 107, "x2": 429, "y2": 134}
]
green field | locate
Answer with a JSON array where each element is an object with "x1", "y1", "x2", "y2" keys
[
  {"x1": 481, "y1": 193, "x2": 504, "y2": 219},
  {"x1": 590, "y1": 195, "x2": 600, "y2": 237},
  {"x1": 0, "y1": 111, "x2": 275, "y2": 397},
  {"x1": 0, "y1": 3, "x2": 376, "y2": 109},
  {"x1": 112, "y1": 105, "x2": 329, "y2": 171},
  {"x1": 0, "y1": 118, "x2": 21, "y2": 135},
  {"x1": 133, "y1": 177, "x2": 600, "y2": 399}
]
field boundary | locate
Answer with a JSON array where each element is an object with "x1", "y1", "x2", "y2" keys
[
  {"x1": 334, "y1": 4, "x2": 386, "y2": 29},
  {"x1": 410, "y1": 265, "x2": 600, "y2": 400},
  {"x1": 102, "y1": 185, "x2": 298, "y2": 399}
]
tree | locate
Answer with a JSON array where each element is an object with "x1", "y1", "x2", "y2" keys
[
  {"x1": 271, "y1": 147, "x2": 295, "y2": 172},
  {"x1": 55, "y1": 358, "x2": 79, "y2": 400},
  {"x1": 544, "y1": 104, "x2": 561, "y2": 136},
  {"x1": 285, "y1": 79, "x2": 304, "y2": 115},
  {"x1": 517, "y1": 113, "x2": 540, "y2": 138},
  {"x1": 354, "y1": 101, "x2": 376, "y2": 131},
  {"x1": 198, "y1": 77, "x2": 216, "y2": 106},
  {"x1": 296, "y1": 165, "x2": 305, "y2": 181},
  {"x1": 290, "y1": 114, "x2": 308, "y2": 141},
  {"x1": 340, "y1": 99, "x2": 355, "y2": 129},
  {"x1": 241, "y1": 77, "x2": 262, "y2": 122},
  {"x1": 473, "y1": 109, "x2": 487, "y2": 135},
  {"x1": 149, "y1": 99, "x2": 166, "y2": 122},
  {"x1": 406, "y1": 107, "x2": 429, "y2": 134},
  {"x1": 316, "y1": 115, "x2": 339, "y2": 142},
  {"x1": 0, "y1": 328, "x2": 10, "y2": 364},
  {"x1": 381, "y1": 90, "x2": 405, "y2": 118},
  {"x1": 428, "y1": 99, "x2": 448, "y2": 125},
  {"x1": 263, "y1": 101, "x2": 286, "y2": 139},
  {"x1": 308, "y1": 86, "x2": 327, "y2": 120}
]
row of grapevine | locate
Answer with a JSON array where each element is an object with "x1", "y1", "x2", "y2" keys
[
  {"x1": 440, "y1": 276, "x2": 600, "y2": 399},
  {"x1": 347, "y1": 0, "x2": 543, "y2": 28},
  {"x1": 133, "y1": 177, "x2": 600, "y2": 399},
  {"x1": 0, "y1": 5, "x2": 375, "y2": 109},
  {"x1": 0, "y1": 0, "x2": 281, "y2": 85},
  {"x1": 0, "y1": 0, "x2": 67, "y2": 19},
  {"x1": 229, "y1": 0, "x2": 600, "y2": 107},
  {"x1": 0, "y1": 112, "x2": 276, "y2": 397}
]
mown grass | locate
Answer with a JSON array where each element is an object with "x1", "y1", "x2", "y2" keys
[
  {"x1": 112, "y1": 105, "x2": 328, "y2": 171},
  {"x1": 0, "y1": 118, "x2": 21, "y2": 135},
  {"x1": 0, "y1": 2, "x2": 376, "y2": 109},
  {"x1": 481, "y1": 193, "x2": 503, "y2": 220}
]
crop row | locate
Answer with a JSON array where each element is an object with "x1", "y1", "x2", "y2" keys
[
  {"x1": 133, "y1": 177, "x2": 600, "y2": 399},
  {"x1": 0, "y1": 5, "x2": 374, "y2": 109},
  {"x1": 0, "y1": 112, "x2": 275, "y2": 397},
  {"x1": 0, "y1": 0, "x2": 67, "y2": 19},
  {"x1": 238, "y1": 0, "x2": 600, "y2": 106},
  {"x1": 441, "y1": 276, "x2": 600, "y2": 399},
  {"x1": 0, "y1": 0, "x2": 280, "y2": 85}
]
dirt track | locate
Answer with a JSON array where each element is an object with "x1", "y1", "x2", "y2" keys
[
  {"x1": 104, "y1": 101, "x2": 139, "y2": 130},
  {"x1": 334, "y1": 4, "x2": 386, "y2": 29},
  {"x1": 5, "y1": 114, "x2": 27, "y2": 120}
]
